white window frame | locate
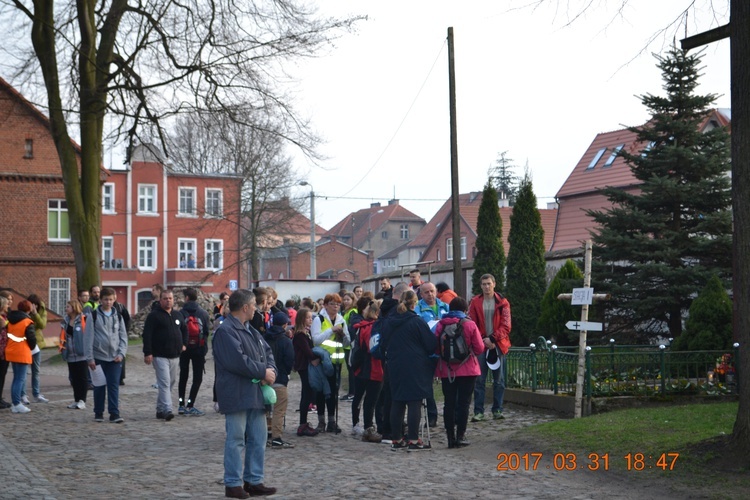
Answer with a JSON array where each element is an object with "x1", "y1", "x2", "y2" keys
[
  {"x1": 178, "y1": 187, "x2": 197, "y2": 217},
  {"x1": 178, "y1": 238, "x2": 197, "y2": 268},
  {"x1": 205, "y1": 188, "x2": 223, "y2": 218},
  {"x1": 102, "y1": 237, "x2": 114, "y2": 268},
  {"x1": 49, "y1": 278, "x2": 70, "y2": 315},
  {"x1": 587, "y1": 148, "x2": 607, "y2": 170},
  {"x1": 48, "y1": 199, "x2": 71, "y2": 242},
  {"x1": 205, "y1": 239, "x2": 223, "y2": 270},
  {"x1": 137, "y1": 184, "x2": 158, "y2": 215},
  {"x1": 447, "y1": 238, "x2": 453, "y2": 261},
  {"x1": 460, "y1": 236, "x2": 467, "y2": 260},
  {"x1": 603, "y1": 144, "x2": 624, "y2": 167},
  {"x1": 102, "y1": 183, "x2": 116, "y2": 214},
  {"x1": 137, "y1": 237, "x2": 157, "y2": 270},
  {"x1": 400, "y1": 224, "x2": 409, "y2": 239}
]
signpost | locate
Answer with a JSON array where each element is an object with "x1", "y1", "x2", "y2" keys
[{"x1": 565, "y1": 320, "x2": 603, "y2": 332}]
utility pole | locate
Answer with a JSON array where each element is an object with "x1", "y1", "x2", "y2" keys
[
  {"x1": 448, "y1": 27, "x2": 463, "y2": 296},
  {"x1": 574, "y1": 240, "x2": 593, "y2": 418}
]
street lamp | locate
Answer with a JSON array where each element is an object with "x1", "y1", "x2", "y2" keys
[{"x1": 299, "y1": 181, "x2": 316, "y2": 279}]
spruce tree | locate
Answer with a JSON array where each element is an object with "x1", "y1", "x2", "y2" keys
[
  {"x1": 505, "y1": 174, "x2": 547, "y2": 346},
  {"x1": 672, "y1": 275, "x2": 732, "y2": 351},
  {"x1": 488, "y1": 151, "x2": 519, "y2": 206},
  {"x1": 537, "y1": 259, "x2": 584, "y2": 346},
  {"x1": 588, "y1": 48, "x2": 732, "y2": 340},
  {"x1": 471, "y1": 180, "x2": 506, "y2": 296}
]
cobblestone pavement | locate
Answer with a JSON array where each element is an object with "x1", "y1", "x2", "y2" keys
[{"x1": 0, "y1": 348, "x2": 689, "y2": 499}]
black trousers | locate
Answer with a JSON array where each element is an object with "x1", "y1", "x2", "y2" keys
[
  {"x1": 390, "y1": 399, "x2": 422, "y2": 442},
  {"x1": 178, "y1": 347, "x2": 205, "y2": 406},
  {"x1": 68, "y1": 360, "x2": 89, "y2": 402},
  {"x1": 316, "y1": 363, "x2": 342, "y2": 419},
  {"x1": 441, "y1": 375, "x2": 476, "y2": 439},
  {"x1": 298, "y1": 369, "x2": 316, "y2": 425},
  {"x1": 352, "y1": 377, "x2": 383, "y2": 429}
]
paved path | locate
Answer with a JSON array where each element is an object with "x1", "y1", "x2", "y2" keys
[{"x1": 0, "y1": 348, "x2": 687, "y2": 499}]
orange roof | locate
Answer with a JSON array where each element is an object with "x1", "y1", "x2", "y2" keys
[{"x1": 326, "y1": 200, "x2": 424, "y2": 247}]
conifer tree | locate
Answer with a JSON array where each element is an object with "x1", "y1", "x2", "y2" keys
[
  {"x1": 537, "y1": 259, "x2": 584, "y2": 346},
  {"x1": 471, "y1": 180, "x2": 506, "y2": 296},
  {"x1": 672, "y1": 275, "x2": 732, "y2": 351},
  {"x1": 505, "y1": 174, "x2": 547, "y2": 346},
  {"x1": 588, "y1": 48, "x2": 732, "y2": 340}
]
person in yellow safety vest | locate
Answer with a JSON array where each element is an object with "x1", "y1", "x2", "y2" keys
[{"x1": 310, "y1": 293, "x2": 350, "y2": 434}]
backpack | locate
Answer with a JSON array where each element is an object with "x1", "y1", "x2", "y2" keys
[
  {"x1": 349, "y1": 326, "x2": 365, "y2": 371},
  {"x1": 440, "y1": 318, "x2": 470, "y2": 365},
  {"x1": 185, "y1": 313, "x2": 205, "y2": 347}
]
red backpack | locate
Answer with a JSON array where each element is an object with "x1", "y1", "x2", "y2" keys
[{"x1": 185, "y1": 314, "x2": 205, "y2": 347}]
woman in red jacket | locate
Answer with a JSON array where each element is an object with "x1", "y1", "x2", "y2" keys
[{"x1": 351, "y1": 299, "x2": 383, "y2": 443}]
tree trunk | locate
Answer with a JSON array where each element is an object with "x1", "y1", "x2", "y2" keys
[{"x1": 730, "y1": 0, "x2": 750, "y2": 458}]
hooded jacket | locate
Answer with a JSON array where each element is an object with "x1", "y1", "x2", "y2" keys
[
  {"x1": 84, "y1": 307, "x2": 127, "y2": 362},
  {"x1": 60, "y1": 313, "x2": 87, "y2": 362},
  {"x1": 263, "y1": 325, "x2": 294, "y2": 386},
  {"x1": 385, "y1": 309, "x2": 437, "y2": 402},
  {"x1": 5, "y1": 310, "x2": 36, "y2": 364},
  {"x1": 434, "y1": 311, "x2": 485, "y2": 379}
]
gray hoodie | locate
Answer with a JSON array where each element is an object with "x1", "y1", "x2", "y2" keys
[{"x1": 84, "y1": 307, "x2": 128, "y2": 362}]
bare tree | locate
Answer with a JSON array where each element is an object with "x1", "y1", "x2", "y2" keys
[{"x1": 1, "y1": 0, "x2": 361, "y2": 290}]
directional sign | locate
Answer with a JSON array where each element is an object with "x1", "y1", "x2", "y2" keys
[
  {"x1": 565, "y1": 320, "x2": 603, "y2": 331},
  {"x1": 571, "y1": 287, "x2": 593, "y2": 305}
]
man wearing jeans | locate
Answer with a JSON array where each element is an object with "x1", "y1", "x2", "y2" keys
[
  {"x1": 468, "y1": 274, "x2": 512, "y2": 421},
  {"x1": 143, "y1": 289, "x2": 187, "y2": 421},
  {"x1": 214, "y1": 289, "x2": 277, "y2": 498}
]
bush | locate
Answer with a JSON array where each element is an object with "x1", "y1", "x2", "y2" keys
[{"x1": 672, "y1": 275, "x2": 732, "y2": 351}]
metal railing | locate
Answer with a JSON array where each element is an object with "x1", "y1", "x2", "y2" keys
[{"x1": 504, "y1": 337, "x2": 740, "y2": 397}]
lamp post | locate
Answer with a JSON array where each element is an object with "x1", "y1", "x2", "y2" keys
[{"x1": 299, "y1": 181, "x2": 316, "y2": 279}]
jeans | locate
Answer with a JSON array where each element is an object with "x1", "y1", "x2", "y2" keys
[
  {"x1": 153, "y1": 356, "x2": 179, "y2": 413},
  {"x1": 21, "y1": 351, "x2": 42, "y2": 398},
  {"x1": 178, "y1": 347, "x2": 206, "y2": 407},
  {"x1": 473, "y1": 351, "x2": 505, "y2": 414},
  {"x1": 224, "y1": 409, "x2": 267, "y2": 487},
  {"x1": 11, "y1": 362, "x2": 29, "y2": 406},
  {"x1": 93, "y1": 359, "x2": 123, "y2": 417},
  {"x1": 442, "y1": 375, "x2": 476, "y2": 439}
]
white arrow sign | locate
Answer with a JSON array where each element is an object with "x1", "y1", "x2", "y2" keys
[{"x1": 565, "y1": 320, "x2": 603, "y2": 331}]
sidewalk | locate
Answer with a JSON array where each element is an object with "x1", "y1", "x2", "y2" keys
[{"x1": 0, "y1": 348, "x2": 676, "y2": 499}]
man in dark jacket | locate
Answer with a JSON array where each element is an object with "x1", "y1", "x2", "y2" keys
[
  {"x1": 264, "y1": 312, "x2": 295, "y2": 448},
  {"x1": 178, "y1": 288, "x2": 211, "y2": 416},
  {"x1": 214, "y1": 289, "x2": 277, "y2": 498},
  {"x1": 143, "y1": 289, "x2": 187, "y2": 421}
]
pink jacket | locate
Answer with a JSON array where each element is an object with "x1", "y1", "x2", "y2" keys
[{"x1": 434, "y1": 315, "x2": 485, "y2": 379}]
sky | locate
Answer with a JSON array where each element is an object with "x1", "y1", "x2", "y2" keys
[{"x1": 287, "y1": 0, "x2": 731, "y2": 230}]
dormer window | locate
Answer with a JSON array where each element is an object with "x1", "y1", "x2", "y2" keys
[
  {"x1": 24, "y1": 139, "x2": 33, "y2": 159},
  {"x1": 587, "y1": 148, "x2": 606, "y2": 170},
  {"x1": 603, "y1": 144, "x2": 624, "y2": 167}
]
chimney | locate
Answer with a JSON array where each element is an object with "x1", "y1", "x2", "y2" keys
[
  {"x1": 388, "y1": 199, "x2": 398, "y2": 205},
  {"x1": 498, "y1": 198, "x2": 510, "y2": 208},
  {"x1": 371, "y1": 202, "x2": 381, "y2": 208}
]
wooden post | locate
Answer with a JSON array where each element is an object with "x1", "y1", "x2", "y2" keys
[
  {"x1": 574, "y1": 240, "x2": 593, "y2": 418},
  {"x1": 448, "y1": 27, "x2": 463, "y2": 296}
]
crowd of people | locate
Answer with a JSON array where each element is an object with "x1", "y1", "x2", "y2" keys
[{"x1": 0, "y1": 270, "x2": 512, "y2": 499}]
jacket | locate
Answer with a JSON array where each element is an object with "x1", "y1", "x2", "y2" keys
[
  {"x1": 468, "y1": 292, "x2": 512, "y2": 355},
  {"x1": 213, "y1": 314, "x2": 277, "y2": 414},
  {"x1": 59, "y1": 313, "x2": 87, "y2": 362},
  {"x1": 311, "y1": 309, "x2": 350, "y2": 364},
  {"x1": 308, "y1": 347, "x2": 333, "y2": 397},
  {"x1": 385, "y1": 309, "x2": 438, "y2": 402},
  {"x1": 293, "y1": 330, "x2": 319, "y2": 372},
  {"x1": 352, "y1": 319, "x2": 383, "y2": 382},
  {"x1": 143, "y1": 304, "x2": 187, "y2": 358},
  {"x1": 437, "y1": 289, "x2": 458, "y2": 305},
  {"x1": 84, "y1": 307, "x2": 127, "y2": 362},
  {"x1": 5, "y1": 310, "x2": 36, "y2": 364},
  {"x1": 264, "y1": 325, "x2": 294, "y2": 386},
  {"x1": 414, "y1": 298, "x2": 449, "y2": 327},
  {"x1": 434, "y1": 312, "x2": 485, "y2": 379},
  {"x1": 29, "y1": 301, "x2": 47, "y2": 348},
  {"x1": 181, "y1": 301, "x2": 211, "y2": 351}
]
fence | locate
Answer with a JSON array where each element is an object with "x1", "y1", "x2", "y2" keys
[{"x1": 505, "y1": 337, "x2": 740, "y2": 397}]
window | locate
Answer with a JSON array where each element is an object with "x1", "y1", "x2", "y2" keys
[
  {"x1": 400, "y1": 224, "x2": 409, "y2": 239},
  {"x1": 437, "y1": 249, "x2": 441, "y2": 262},
  {"x1": 48, "y1": 199, "x2": 70, "y2": 242},
  {"x1": 178, "y1": 239, "x2": 197, "y2": 268},
  {"x1": 178, "y1": 187, "x2": 196, "y2": 216},
  {"x1": 102, "y1": 237, "x2": 113, "y2": 268},
  {"x1": 381, "y1": 231, "x2": 388, "y2": 240},
  {"x1": 603, "y1": 144, "x2": 624, "y2": 167},
  {"x1": 138, "y1": 238, "x2": 157, "y2": 270},
  {"x1": 138, "y1": 184, "x2": 157, "y2": 214},
  {"x1": 24, "y1": 139, "x2": 33, "y2": 159},
  {"x1": 49, "y1": 278, "x2": 70, "y2": 314},
  {"x1": 446, "y1": 237, "x2": 467, "y2": 261},
  {"x1": 586, "y1": 148, "x2": 606, "y2": 170},
  {"x1": 205, "y1": 189, "x2": 223, "y2": 218},
  {"x1": 102, "y1": 183, "x2": 115, "y2": 214},
  {"x1": 205, "y1": 239, "x2": 223, "y2": 270},
  {"x1": 641, "y1": 141, "x2": 656, "y2": 157}
]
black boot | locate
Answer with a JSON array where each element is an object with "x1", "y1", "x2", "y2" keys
[{"x1": 447, "y1": 429, "x2": 456, "y2": 449}]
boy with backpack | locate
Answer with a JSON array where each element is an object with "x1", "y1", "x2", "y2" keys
[
  {"x1": 178, "y1": 288, "x2": 210, "y2": 416},
  {"x1": 263, "y1": 312, "x2": 295, "y2": 448}
]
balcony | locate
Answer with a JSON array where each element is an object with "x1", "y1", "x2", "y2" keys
[{"x1": 101, "y1": 260, "x2": 139, "y2": 284}]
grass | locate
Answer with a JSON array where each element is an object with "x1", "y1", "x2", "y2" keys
[{"x1": 515, "y1": 402, "x2": 749, "y2": 497}]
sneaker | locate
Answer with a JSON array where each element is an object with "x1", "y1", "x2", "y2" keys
[
  {"x1": 110, "y1": 415, "x2": 124, "y2": 424},
  {"x1": 214, "y1": 401, "x2": 220, "y2": 412},
  {"x1": 95, "y1": 414, "x2": 104, "y2": 422},
  {"x1": 186, "y1": 406, "x2": 205, "y2": 416},
  {"x1": 34, "y1": 395, "x2": 49, "y2": 403},
  {"x1": 76, "y1": 401, "x2": 87, "y2": 410},
  {"x1": 352, "y1": 424, "x2": 364, "y2": 436},
  {"x1": 326, "y1": 421, "x2": 341, "y2": 434},
  {"x1": 271, "y1": 438, "x2": 295, "y2": 449},
  {"x1": 339, "y1": 394, "x2": 354, "y2": 401},
  {"x1": 21, "y1": 395, "x2": 30, "y2": 405},
  {"x1": 67, "y1": 402, "x2": 79, "y2": 409},
  {"x1": 471, "y1": 413, "x2": 485, "y2": 422},
  {"x1": 408, "y1": 439, "x2": 431, "y2": 452},
  {"x1": 11, "y1": 403, "x2": 31, "y2": 414},
  {"x1": 492, "y1": 410, "x2": 505, "y2": 420},
  {"x1": 390, "y1": 439, "x2": 408, "y2": 451},
  {"x1": 362, "y1": 426, "x2": 383, "y2": 443},
  {"x1": 178, "y1": 405, "x2": 186, "y2": 415},
  {"x1": 380, "y1": 433, "x2": 393, "y2": 444},
  {"x1": 455, "y1": 435, "x2": 471, "y2": 448},
  {"x1": 297, "y1": 423, "x2": 319, "y2": 437},
  {"x1": 151, "y1": 383, "x2": 158, "y2": 389}
]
